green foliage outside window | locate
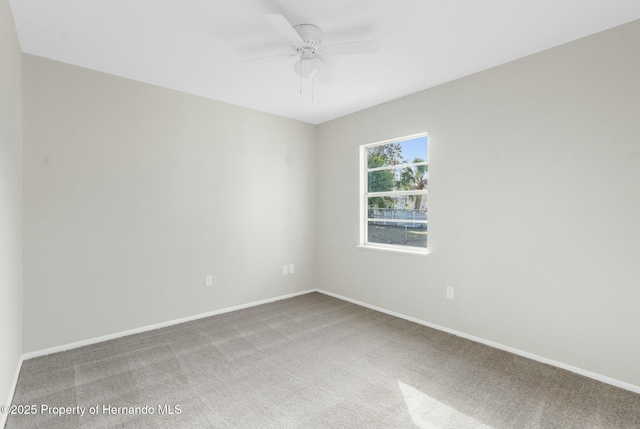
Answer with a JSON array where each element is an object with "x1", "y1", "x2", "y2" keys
[{"x1": 367, "y1": 144, "x2": 427, "y2": 209}]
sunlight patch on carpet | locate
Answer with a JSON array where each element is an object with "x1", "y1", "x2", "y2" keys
[{"x1": 398, "y1": 381, "x2": 494, "y2": 429}]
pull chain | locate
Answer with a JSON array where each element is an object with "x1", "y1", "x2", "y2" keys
[{"x1": 299, "y1": 52, "x2": 303, "y2": 95}]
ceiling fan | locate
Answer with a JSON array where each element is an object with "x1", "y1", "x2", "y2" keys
[{"x1": 246, "y1": 13, "x2": 381, "y2": 84}]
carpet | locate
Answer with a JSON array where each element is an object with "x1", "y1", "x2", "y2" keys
[{"x1": 5, "y1": 292, "x2": 640, "y2": 428}]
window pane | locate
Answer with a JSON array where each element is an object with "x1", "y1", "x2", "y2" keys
[
  {"x1": 367, "y1": 144, "x2": 402, "y2": 168},
  {"x1": 368, "y1": 164, "x2": 428, "y2": 193},
  {"x1": 368, "y1": 169, "x2": 397, "y2": 193},
  {"x1": 367, "y1": 136, "x2": 428, "y2": 168},
  {"x1": 368, "y1": 196, "x2": 427, "y2": 212},
  {"x1": 368, "y1": 222, "x2": 427, "y2": 248}
]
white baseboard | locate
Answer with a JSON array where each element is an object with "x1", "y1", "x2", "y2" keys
[
  {"x1": 316, "y1": 289, "x2": 640, "y2": 395},
  {"x1": 23, "y1": 289, "x2": 315, "y2": 360},
  {"x1": 1, "y1": 354, "x2": 24, "y2": 429}
]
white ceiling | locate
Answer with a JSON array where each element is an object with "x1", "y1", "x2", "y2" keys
[{"x1": 9, "y1": 1, "x2": 640, "y2": 124}]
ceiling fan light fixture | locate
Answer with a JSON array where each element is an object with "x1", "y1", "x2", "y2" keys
[{"x1": 294, "y1": 57, "x2": 319, "y2": 78}]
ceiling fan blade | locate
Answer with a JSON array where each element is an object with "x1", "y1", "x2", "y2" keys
[
  {"x1": 324, "y1": 40, "x2": 381, "y2": 56},
  {"x1": 265, "y1": 13, "x2": 303, "y2": 44},
  {"x1": 241, "y1": 52, "x2": 293, "y2": 64},
  {"x1": 315, "y1": 59, "x2": 333, "y2": 84}
]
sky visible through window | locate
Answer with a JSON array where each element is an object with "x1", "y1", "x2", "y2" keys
[{"x1": 400, "y1": 136, "x2": 428, "y2": 163}]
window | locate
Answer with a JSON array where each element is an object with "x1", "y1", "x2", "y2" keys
[{"x1": 360, "y1": 133, "x2": 428, "y2": 252}]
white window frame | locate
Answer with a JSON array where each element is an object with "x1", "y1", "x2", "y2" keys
[{"x1": 359, "y1": 132, "x2": 429, "y2": 254}]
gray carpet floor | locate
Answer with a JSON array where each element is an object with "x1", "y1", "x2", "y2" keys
[{"x1": 5, "y1": 292, "x2": 640, "y2": 428}]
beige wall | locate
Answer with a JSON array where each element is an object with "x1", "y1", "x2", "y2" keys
[
  {"x1": 317, "y1": 20, "x2": 640, "y2": 386},
  {"x1": 0, "y1": 0, "x2": 23, "y2": 411},
  {"x1": 22, "y1": 56, "x2": 317, "y2": 352}
]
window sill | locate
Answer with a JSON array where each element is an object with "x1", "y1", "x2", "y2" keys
[{"x1": 356, "y1": 244, "x2": 429, "y2": 256}]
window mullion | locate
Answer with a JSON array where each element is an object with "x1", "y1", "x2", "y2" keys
[
  {"x1": 366, "y1": 190, "x2": 428, "y2": 198},
  {"x1": 367, "y1": 161, "x2": 427, "y2": 173}
]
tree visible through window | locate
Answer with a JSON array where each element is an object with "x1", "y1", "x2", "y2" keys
[{"x1": 362, "y1": 134, "x2": 428, "y2": 251}]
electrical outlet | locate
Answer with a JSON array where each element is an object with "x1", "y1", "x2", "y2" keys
[
  {"x1": 446, "y1": 287, "x2": 455, "y2": 299},
  {"x1": 289, "y1": 263, "x2": 295, "y2": 274},
  {"x1": 205, "y1": 275, "x2": 213, "y2": 287},
  {"x1": 282, "y1": 265, "x2": 289, "y2": 275}
]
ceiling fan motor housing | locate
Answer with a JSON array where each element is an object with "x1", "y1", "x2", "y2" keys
[{"x1": 293, "y1": 24, "x2": 323, "y2": 53}]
